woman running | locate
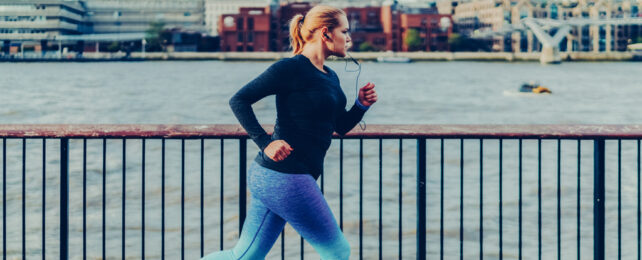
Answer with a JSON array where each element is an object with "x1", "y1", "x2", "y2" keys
[{"x1": 202, "y1": 5, "x2": 378, "y2": 259}]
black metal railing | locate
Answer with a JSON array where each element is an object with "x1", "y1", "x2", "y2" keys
[{"x1": 1, "y1": 125, "x2": 642, "y2": 260}]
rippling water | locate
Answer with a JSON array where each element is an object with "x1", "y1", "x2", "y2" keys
[{"x1": 0, "y1": 60, "x2": 640, "y2": 259}]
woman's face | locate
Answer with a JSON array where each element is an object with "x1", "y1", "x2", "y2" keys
[{"x1": 327, "y1": 15, "x2": 351, "y2": 57}]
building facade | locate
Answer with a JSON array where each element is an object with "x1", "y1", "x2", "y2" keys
[
  {"x1": 344, "y1": 6, "x2": 388, "y2": 51},
  {"x1": 84, "y1": 0, "x2": 206, "y2": 35},
  {"x1": 219, "y1": 7, "x2": 271, "y2": 52},
  {"x1": 437, "y1": 0, "x2": 460, "y2": 15},
  {"x1": 219, "y1": 1, "x2": 452, "y2": 52},
  {"x1": 454, "y1": 0, "x2": 511, "y2": 51},
  {"x1": 0, "y1": 0, "x2": 88, "y2": 54},
  {"x1": 400, "y1": 12, "x2": 453, "y2": 51},
  {"x1": 452, "y1": 0, "x2": 642, "y2": 53},
  {"x1": 205, "y1": 0, "x2": 270, "y2": 36}
]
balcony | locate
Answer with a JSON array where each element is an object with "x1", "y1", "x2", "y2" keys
[{"x1": 0, "y1": 20, "x2": 79, "y2": 32}]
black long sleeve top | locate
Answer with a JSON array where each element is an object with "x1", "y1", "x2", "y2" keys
[{"x1": 229, "y1": 54, "x2": 368, "y2": 179}]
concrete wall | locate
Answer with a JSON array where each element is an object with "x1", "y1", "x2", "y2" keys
[{"x1": 75, "y1": 51, "x2": 635, "y2": 62}]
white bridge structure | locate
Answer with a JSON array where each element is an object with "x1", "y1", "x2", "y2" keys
[{"x1": 473, "y1": 17, "x2": 642, "y2": 63}]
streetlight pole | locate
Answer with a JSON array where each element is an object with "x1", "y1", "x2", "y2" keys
[{"x1": 142, "y1": 38, "x2": 146, "y2": 58}]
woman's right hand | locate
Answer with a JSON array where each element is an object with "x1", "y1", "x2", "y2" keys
[{"x1": 264, "y1": 140, "x2": 293, "y2": 162}]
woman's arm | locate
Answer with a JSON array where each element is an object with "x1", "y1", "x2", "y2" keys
[
  {"x1": 229, "y1": 61, "x2": 288, "y2": 150},
  {"x1": 334, "y1": 102, "x2": 368, "y2": 136},
  {"x1": 334, "y1": 82, "x2": 378, "y2": 136}
]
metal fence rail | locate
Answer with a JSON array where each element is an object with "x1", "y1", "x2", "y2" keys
[{"x1": 1, "y1": 124, "x2": 642, "y2": 260}]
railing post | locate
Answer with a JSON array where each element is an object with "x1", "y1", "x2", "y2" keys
[
  {"x1": 60, "y1": 138, "x2": 69, "y2": 260},
  {"x1": 239, "y1": 138, "x2": 247, "y2": 234},
  {"x1": 417, "y1": 138, "x2": 426, "y2": 260},
  {"x1": 594, "y1": 138, "x2": 605, "y2": 260}
]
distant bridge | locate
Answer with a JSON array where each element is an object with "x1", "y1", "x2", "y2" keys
[{"x1": 472, "y1": 17, "x2": 642, "y2": 64}]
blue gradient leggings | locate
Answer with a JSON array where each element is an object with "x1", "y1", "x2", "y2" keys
[{"x1": 201, "y1": 162, "x2": 350, "y2": 260}]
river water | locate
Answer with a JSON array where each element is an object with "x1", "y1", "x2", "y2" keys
[{"x1": 0, "y1": 60, "x2": 640, "y2": 259}]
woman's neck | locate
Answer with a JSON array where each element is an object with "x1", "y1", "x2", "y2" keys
[{"x1": 301, "y1": 45, "x2": 327, "y2": 73}]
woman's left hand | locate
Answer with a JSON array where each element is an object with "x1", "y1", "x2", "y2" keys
[{"x1": 358, "y1": 82, "x2": 378, "y2": 107}]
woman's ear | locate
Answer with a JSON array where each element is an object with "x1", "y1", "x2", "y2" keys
[{"x1": 320, "y1": 27, "x2": 329, "y2": 40}]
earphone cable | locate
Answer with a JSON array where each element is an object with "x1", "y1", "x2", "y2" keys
[{"x1": 344, "y1": 52, "x2": 366, "y2": 131}]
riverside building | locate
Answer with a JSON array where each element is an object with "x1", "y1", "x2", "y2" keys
[
  {"x1": 219, "y1": 1, "x2": 453, "y2": 52},
  {"x1": 0, "y1": 0, "x2": 89, "y2": 56},
  {"x1": 452, "y1": 0, "x2": 642, "y2": 53},
  {"x1": 84, "y1": 0, "x2": 206, "y2": 34}
]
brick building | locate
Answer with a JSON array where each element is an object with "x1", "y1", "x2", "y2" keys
[
  {"x1": 381, "y1": 4, "x2": 402, "y2": 52},
  {"x1": 218, "y1": 2, "x2": 453, "y2": 52},
  {"x1": 219, "y1": 7, "x2": 271, "y2": 52},
  {"x1": 344, "y1": 7, "x2": 387, "y2": 51},
  {"x1": 400, "y1": 12, "x2": 453, "y2": 51}
]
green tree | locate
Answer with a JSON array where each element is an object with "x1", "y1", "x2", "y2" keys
[
  {"x1": 448, "y1": 33, "x2": 492, "y2": 52},
  {"x1": 636, "y1": 36, "x2": 642, "y2": 43},
  {"x1": 107, "y1": 41, "x2": 120, "y2": 52},
  {"x1": 404, "y1": 28, "x2": 424, "y2": 51},
  {"x1": 358, "y1": 41, "x2": 377, "y2": 52},
  {"x1": 145, "y1": 21, "x2": 167, "y2": 52},
  {"x1": 448, "y1": 33, "x2": 465, "y2": 50}
]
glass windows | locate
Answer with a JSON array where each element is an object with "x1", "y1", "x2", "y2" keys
[
  {"x1": 0, "y1": 5, "x2": 35, "y2": 12},
  {"x1": 551, "y1": 4, "x2": 558, "y2": 19},
  {"x1": 237, "y1": 18, "x2": 243, "y2": 30}
]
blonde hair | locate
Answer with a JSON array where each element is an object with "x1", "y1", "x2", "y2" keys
[{"x1": 289, "y1": 5, "x2": 346, "y2": 55}]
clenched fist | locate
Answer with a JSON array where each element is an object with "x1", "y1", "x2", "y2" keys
[
  {"x1": 358, "y1": 82, "x2": 378, "y2": 106},
  {"x1": 264, "y1": 140, "x2": 293, "y2": 162}
]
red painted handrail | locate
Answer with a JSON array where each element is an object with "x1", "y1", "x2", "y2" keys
[{"x1": 1, "y1": 124, "x2": 642, "y2": 138}]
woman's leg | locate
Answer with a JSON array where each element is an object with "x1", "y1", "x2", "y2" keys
[
  {"x1": 201, "y1": 183, "x2": 286, "y2": 259},
  {"x1": 249, "y1": 164, "x2": 350, "y2": 260}
]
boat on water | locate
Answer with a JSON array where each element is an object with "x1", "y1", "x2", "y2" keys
[
  {"x1": 376, "y1": 56, "x2": 411, "y2": 63},
  {"x1": 520, "y1": 82, "x2": 551, "y2": 94},
  {"x1": 628, "y1": 43, "x2": 642, "y2": 61}
]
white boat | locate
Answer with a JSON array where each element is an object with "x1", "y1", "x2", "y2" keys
[
  {"x1": 376, "y1": 56, "x2": 411, "y2": 63},
  {"x1": 628, "y1": 43, "x2": 642, "y2": 61}
]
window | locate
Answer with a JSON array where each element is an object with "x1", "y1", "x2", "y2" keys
[
  {"x1": 237, "y1": 18, "x2": 243, "y2": 30},
  {"x1": 520, "y1": 8, "x2": 529, "y2": 19},
  {"x1": 247, "y1": 18, "x2": 254, "y2": 30},
  {"x1": 236, "y1": 46, "x2": 243, "y2": 51},
  {"x1": 237, "y1": 32, "x2": 243, "y2": 42},
  {"x1": 247, "y1": 32, "x2": 253, "y2": 42},
  {"x1": 247, "y1": 46, "x2": 253, "y2": 52},
  {"x1": 0, "y1": 5, "x2": 35, "y2": 12}
]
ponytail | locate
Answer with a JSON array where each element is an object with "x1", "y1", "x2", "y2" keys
[
  {"x1": 289, "y1": 14, "x2": 305, "y2": 55},
  {"x1": 288, "y1": 5, "x2": 346, "y2": 55}
]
